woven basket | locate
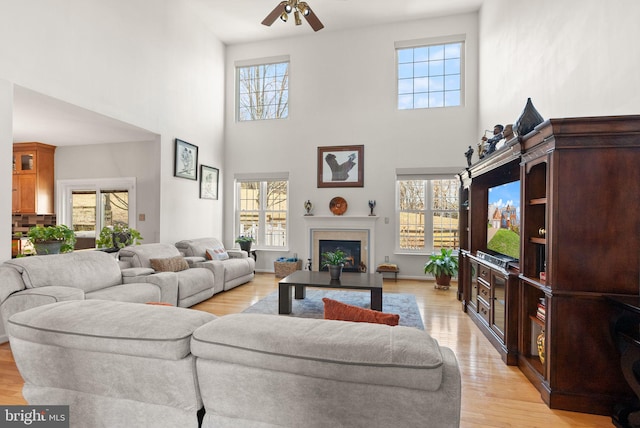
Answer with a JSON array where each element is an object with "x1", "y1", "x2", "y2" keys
[{"x1": 274, "y1": 260, "x2": 302, "y2": 278}]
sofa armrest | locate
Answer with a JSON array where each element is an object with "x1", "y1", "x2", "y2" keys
[
  {"x1": 227, "y1": 250, "x2": 247, "y2": 259},
  {"x1": 121, "y1": 267, "x2": 156, "y2": 282},
  {"x1": 0, "y1": 266, "x2": 25, "y2": 306},
  {"x1": 142, "y1": 272, "x2": 179, "y2": 306},
  {"x1": 1, "y1": 286, "x2": 85, "y2": 327},
  {"x1": 193, "y1": 260, "x2": 224, "y2": 293}
]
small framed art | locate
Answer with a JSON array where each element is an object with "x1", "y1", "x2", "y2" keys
[
  {"x1": 317, "y1": 145, "x2": 364, "y2": 188},
  {"x1": 174, "y1": 139, "x2": 198, "y2": 180},
  {"x1": 200, "y1": 165, "x2": 219, "y2": 200}
]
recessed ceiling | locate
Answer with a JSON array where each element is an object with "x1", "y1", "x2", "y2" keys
[{"x1": 190, "y1": 0, "x2": 484, "y2": 45}]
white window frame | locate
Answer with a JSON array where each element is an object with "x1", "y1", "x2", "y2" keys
[
  {"x1": 395, "y1": 34, "x2": 465, "y2": 110},
  {"x1": 57, "y1": 177, "x2": 137, "y2": 231},
  {"x1": 395, "y1": 168, "x2": 460, "y2": 254},
  {"x1": 234, "y1": 172, "x2": 290, "y2": 250},
  {"x1": 235, "y1": 55, "x2": 290, "y2": 122}
]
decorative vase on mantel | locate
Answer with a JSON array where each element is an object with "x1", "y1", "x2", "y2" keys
[{"x1": 514, "y1": 97, "x2": 544, "y2": 137}]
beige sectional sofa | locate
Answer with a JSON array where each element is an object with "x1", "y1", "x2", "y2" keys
[
  {"x1": 175, "y1": 237, "x2": 255, "y2": 293},
  {"x1": 7, "y1": 299, "x2": 461, "y2": 428},
  {"x1": 118, "y1": 243, "x2": 216, "y2": 307},
  {"x1": 0, "y1": 250, "x2": 179, "y2": 329}
]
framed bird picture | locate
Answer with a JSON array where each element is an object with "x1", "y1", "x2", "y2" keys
[{"x1": 317, "y1": 145, "x2": 364, "y2": 188}]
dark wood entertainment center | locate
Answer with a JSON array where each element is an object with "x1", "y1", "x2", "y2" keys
[{"x1": 458, "y1": 115, "x2": 640, "y2": 416}]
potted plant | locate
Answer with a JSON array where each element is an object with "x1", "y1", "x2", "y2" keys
[
  {"x1": 321, "y1": 249, "x2": 347, "y2": 280},
  {"x1": 96, "y1": 224, "x2": 143, "y2": 249},
  {"x1": 235, "y1": 235, "x2": 255, "y2": 253},
  {"x1": 424, "y1": 248, "x2": 459, "y2": 289},
  {"x1": 27, "y1": 224, "x2": 77, "y2": 255}
]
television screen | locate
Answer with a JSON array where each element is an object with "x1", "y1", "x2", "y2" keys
[{"x1": 487, "y1": 180, "x2": 521, "y2": 260}]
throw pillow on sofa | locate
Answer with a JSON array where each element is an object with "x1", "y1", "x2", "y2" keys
[
  {"x1": 205, "y1": 246, "x2": 229, "y2": 261},
  {"x1": 149, "y1": 256, "x2": 190, "y2": 272},
  {"x1": 322, "y1": 297, "x2": 400, "y2": 326}
]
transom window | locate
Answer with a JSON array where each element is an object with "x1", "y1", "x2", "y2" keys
[
  {"x1": 397, "y1": 176, "x2": 459, "y2": 252},
  {"x1": 235, "y1": 177, "x2": 289, "y2": 248},
  {"x1": 396, "y1": 40, "x2": 463, "y2": 110},
  {"x1": 236, "y1": 58, "x2": 289, "y2": 121}
]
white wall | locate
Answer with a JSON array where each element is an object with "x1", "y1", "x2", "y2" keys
[
  {"x1": 55, "y1": 140, "x2": 161, "y2": 243},
  {"x1": 224, "y1": 13, "x2": 479, "y2": 277},
  {"x1": 0, "y1": 0, "x2": 226, "y2": 262},
  {"x1": 478, "y1": 0, "x2": 640, "y2": 130}
]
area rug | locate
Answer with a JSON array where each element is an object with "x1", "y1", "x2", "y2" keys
[{"x1": 242, "y1": 290, "x2": 424, "y2": 330}]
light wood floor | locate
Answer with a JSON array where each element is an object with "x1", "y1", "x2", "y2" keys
[{"x1": 0, "y1": 274, "x2": 612, "y2": 427}]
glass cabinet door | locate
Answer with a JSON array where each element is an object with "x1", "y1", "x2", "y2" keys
[
  {"x1": 491, "y1": 272, "x2": 506, "y2": 339},
  {"x1": 469, "y1": 260, "x2": 478, "y2": 312}
]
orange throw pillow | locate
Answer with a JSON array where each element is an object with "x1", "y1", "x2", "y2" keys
[{"x1": 322, "y1": 297, "x2": 399, "y2": 326}]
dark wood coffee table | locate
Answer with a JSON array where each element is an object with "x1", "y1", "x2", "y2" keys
[{"x1": 278, "y1": 270, "x2": 383, "y2": 314}]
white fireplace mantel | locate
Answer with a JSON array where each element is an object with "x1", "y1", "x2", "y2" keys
[{"x1": 303, "y1": 215, "x2": 379, "y2": 271}]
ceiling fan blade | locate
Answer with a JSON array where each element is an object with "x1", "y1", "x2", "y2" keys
[
  {"x1": 303, "y1": 8, "x2": 324, "y2": 32},
  {"x1": 262, "y1": 1, "x2": 287, "y2": 27}
]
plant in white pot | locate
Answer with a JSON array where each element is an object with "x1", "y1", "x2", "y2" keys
[
  {"x1": 321, "y1": 250, "x2": 347, "y2": 280},
  {"x1": 424, "y1": 248, "x2": 459, "y2": 289}
]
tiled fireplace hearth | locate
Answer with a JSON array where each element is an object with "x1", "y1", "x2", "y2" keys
[{"x1": 303, "y1": 216, "x2": 379, "y2": 272}]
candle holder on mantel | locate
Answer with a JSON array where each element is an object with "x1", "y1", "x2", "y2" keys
[{"x1": 368, "y1": 200, "x2": 376, "y2": 216}]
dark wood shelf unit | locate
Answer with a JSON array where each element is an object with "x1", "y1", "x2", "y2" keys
[{"x1": 459, "y1": 115, "x2": 640, "y2": 416}]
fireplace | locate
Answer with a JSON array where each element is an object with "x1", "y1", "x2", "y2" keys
[{"x1": 319, "y1": 239, "x2": 361, "y2": 272}]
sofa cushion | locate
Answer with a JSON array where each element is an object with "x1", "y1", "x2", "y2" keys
[
  {"x1": 4, "y1": 251, "x2": 123, "y2": 293},
  {"x1": 192, "y1": 313, "x2": 444, "y2": 391},
  {"x1": 150, "y1": 256, "x2": 189, "y2": 272},
  {"x1": 9, "y1": 300, "x2": 216, "y2": 360},
  {"x1": 322, "y1": 297, "x2": 399, "y2": 326},
  {"x1": 205, "y1": 247, "x2": 229, "y2": 261}
]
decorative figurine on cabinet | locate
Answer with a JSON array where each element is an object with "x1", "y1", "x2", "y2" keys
[{"x1": 464, "y1": 145, "x2": 474, "y2": 167}]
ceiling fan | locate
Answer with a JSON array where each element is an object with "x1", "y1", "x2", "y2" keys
[{"x1": 261, "y1": 1, "x2": 324, "y2": 32}]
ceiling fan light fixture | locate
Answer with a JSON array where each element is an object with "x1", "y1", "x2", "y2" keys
[
  {"x1": 294, "y1": 10, "x2": 302, "y2": 25},
  {"x1": 280, "y1": 11, "x2": 288, "y2": 22},
  {"x1": 298, "y1": 2, "x2": 310, "y2": 16},
  {"x1": 284, "y1": 3, "x2": 293, "y2": 13}
]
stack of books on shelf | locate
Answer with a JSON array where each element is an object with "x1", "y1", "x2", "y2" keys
[{"x1": 536, "y1": 298, "x2": 546, "y2": 323}]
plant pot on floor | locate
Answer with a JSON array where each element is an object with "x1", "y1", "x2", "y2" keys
[{"x1": 435, "y1": 274, "x2": 452, "y2": 290}]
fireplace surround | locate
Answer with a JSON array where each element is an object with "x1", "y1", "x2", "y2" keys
[{"x1": 303, "y1": 215, "x2": 378, "y2": 272}]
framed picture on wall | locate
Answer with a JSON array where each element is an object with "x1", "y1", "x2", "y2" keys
[
  {"x1": 200, "y1": 165, "x2": 219, "y2": 200},
  {"x1": 174, "y1": 139, "x2": 198, "y2": 180},
  {"x1": 317, "y1": 145, "x2": 364, "y2": 188}
]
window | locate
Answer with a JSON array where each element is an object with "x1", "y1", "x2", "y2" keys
[
  {"x1": 236, "y1": 57, "x2": 289, "y2": 121},
  {"x1": 397, "y1": 171, "x2": 459, "y2": 252},
  {"x1": 396, "y1": 37, "x2": 463, "y2": 110},
  {"x1": 235, "y1": 174, "x2": 289, "y2": 248},
  {"x1": 58, "y1": 178, "x2": 136, "y2": 249}
]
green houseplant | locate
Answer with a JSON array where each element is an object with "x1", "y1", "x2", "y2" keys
[
  {"x1": 424, "y1": 248, "x2": 459, "y2": 289},
  {"x1": 235, "y1": 235, "x2": 255, "y2": 252},
  {"x1": 321, "y1": 249, "x2": 347, "y2": 280},
  {"x1": 96, "y1": 224, "x2": 143, "y2": 249},
  {"x1": 27, "y1": 224, "x2": 77, "y2": 255}
]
